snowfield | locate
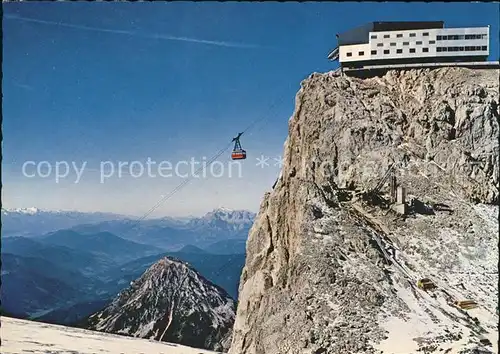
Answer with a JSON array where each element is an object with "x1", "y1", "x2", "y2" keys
[{"x1": 1, "y1": 316, "x2": 221, "y2": 354}]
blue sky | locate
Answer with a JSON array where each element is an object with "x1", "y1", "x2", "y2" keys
[{"x1": 3, "y1": 2, "x2": 499, "y2": 217}]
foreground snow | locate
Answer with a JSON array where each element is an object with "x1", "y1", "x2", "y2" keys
[{"x1": 1, "y1": 316, "x2": 221, "y2": 354}]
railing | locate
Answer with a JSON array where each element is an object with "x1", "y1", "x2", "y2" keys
[{"x1": 343, "y1": 60, "x2": 500, "y2": 72}]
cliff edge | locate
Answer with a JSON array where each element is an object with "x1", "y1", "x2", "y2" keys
[{"x1": 230, "y1": 67, "x2": 499, "y2": 354}]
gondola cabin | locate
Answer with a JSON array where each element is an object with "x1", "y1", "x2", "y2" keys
[
  {"x1": 232, "y1": 149, "x2": 246, "y2": 160},
  {"x1": 231, "y1": 132, "x2": 246, "y2": 160}
]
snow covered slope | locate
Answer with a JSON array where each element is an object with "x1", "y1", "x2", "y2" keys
[
  {"x1": 83, "y1": 256, "x2": 235, "y2": 352},
  {"x1": 1, "y1": 316, "x2": 220, "y2": 354}
]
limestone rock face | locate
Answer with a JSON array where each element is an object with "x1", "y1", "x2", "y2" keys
[{"x1": 229, "y1": 68, "x2": 499, "y2": 354}]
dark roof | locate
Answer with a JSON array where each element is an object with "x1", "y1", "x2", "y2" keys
[
  {"x1": 372, "y1": 21, "x2": 444, "y2": 32},
  {"x1": 336, "y1": 21, "x2": 445, "y2": 46},
  {"x1": 336, "y1": 23, "x2": 374, "y2": 46}
]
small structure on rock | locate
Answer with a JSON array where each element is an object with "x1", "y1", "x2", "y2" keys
[
  {"x1": 392, "y1": 185, "x2": 407, "y2": 215},
  {"x1": 454, "y1": 300, "x2": 478, "y2": 310},
  {"x1": 417, "y1": 278, "x2": 437, "y2": 291}
]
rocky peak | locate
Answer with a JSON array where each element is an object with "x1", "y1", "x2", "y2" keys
[
  {"x1": 229, "y1": 67, "x2": 499, "y2": 354},
  {"x1": 83, "y1": 256, "x2": 236, "y2": 352},
  {"x1": 184, "y1": 209, "x2": 256, "y2": 237},
  {"x1": 203, "y1": 208, "x2": 256, "y2": 223}
]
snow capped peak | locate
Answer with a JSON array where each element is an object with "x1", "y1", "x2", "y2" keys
[
  {"x1": 214, "y1": 206, "x2": 234, "y2": 213},
  {"x1": 2, "y1": 207, "x2": 41, "y2": 215},
  {"x1": 204, "y1": 208, "x2": 256, "y2": 221},
  {"x1": 181, "y1": 208, "x2": 255, "y2": 238},
  {"x1": 84, "y1": 256, "x2": 235, "y2": 352}
]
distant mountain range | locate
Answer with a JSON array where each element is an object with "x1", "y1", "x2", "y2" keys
[
  {"x1": 1, "y1": 253, "x2": 89, "y2": 317},
  {"x1": 2, "y1": 207, "x2": 255, "y2": 251},
  {"x1": 204, "y1": 239, "x2": 246, "y2": 255},
  {"x1": 1, "y1": 207, "x2": 128, "y2": 237},
  {"x1": 38, "y1": 230, "x2": 164, "y2": 264},
  {"x1": 1, "y1": 207, "x2": 253, "y2": 327},
  {"x1": 70, "y1": 208, "x2": 255, "y2": 250}
]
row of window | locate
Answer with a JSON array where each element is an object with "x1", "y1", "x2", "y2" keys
[
  {"x1": 377, "y1": 48, "x2": 428, "y2": 55},
  {"x1": 346, "y1": 47, "x2": 429, "y2": 57},
  {"x1": 437, "y1": 34, "x2": 487, "y2": 40},
  {"x1": 376, "y1": 40, "x2": 436, "y2": 47},
  {"x1": 345, "y1": 44, "x2": 488, "y2": 57},
  {"x1": 437, "y1": 46, "x2": 487, "y2": 52},
  {"x1": 371, "y1": 32, "x2": 428, "y2": 39},
  {"x1": 370, "y1": 33, "x2": 488, "y2": 41}
]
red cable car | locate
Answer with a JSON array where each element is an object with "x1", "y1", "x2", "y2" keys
[{"x1": 231, "y1": 132, "x2": 246, "y2": 160}]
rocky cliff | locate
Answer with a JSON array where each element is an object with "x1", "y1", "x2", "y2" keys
[
  {"x1": 83, "y1": 257, "x2": 236, "y2": 352},
  {"x1": 229, "y1": 67, "x2": 499, "y2": 354}
]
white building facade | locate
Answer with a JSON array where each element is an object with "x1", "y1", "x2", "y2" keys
[{"x1": 329, "y1": 22, "x2": 490, "y2": 68}]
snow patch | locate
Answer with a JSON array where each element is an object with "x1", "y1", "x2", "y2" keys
[{"x1": 1, "y1": 316, "x2": 219, "y2": 354}]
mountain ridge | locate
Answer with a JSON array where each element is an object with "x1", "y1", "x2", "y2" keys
[{"x1": 82, "y1": 256, "x2": 236, "y2": 352}]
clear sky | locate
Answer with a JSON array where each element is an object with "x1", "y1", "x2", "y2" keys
[{"x1": 3, "y1": 2, "x2": 499, "y2": 217}]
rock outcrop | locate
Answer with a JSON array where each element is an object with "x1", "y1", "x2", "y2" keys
[
  {"x1": 83, "y1": 257, "x2": 236, "y2": 352},
  {"x1": 230, "y1": 67, "x2": 499, "y2": 354}
]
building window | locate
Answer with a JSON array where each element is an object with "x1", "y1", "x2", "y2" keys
[
  {"x1": 371, "y1": 50, "x2": 377, "y2": 55},
  {"x1": 423, "y1": 48, "x2": 429, "y2": 53},
  {"x1": 423, "y1": 32, "x2": 429, "y2": 36},
  {"x1": 464, "y1": 34, "x2": 487, "y2": 40},
  {"x1": 429, "y1": 40, "x2": 435, "y2": 44},
  {"x1": 370, "y1": 34, "x2": 377, "y2": 39},
  {"x1": 383, "y1": 49, "x2": 390, "y2": 54},
  {"x1": 396, "y1": 49, "x2": 403, "y2": 54},
  {"x1": 346, "y1": 52, "x2": 352, "y2": 57},
  {"x1": 437, "y1": 47, "x2": 442, "y2": 52},
  {"x1": 437, "y1": 35, "x2": 442, "y2": 40},
  {"x1": 409, "y1": 33, "x2": 416, "y2": 37},
  {"x1": 396, "y1": 34, "x2": 403, "y2": 38},
  {"x1": 416, "y1": 41, "x2": 422, "y2": 45},
  {"x1": 377, "y1": 43, "x2": 383, "y2": 47},
  {"x1": 390, "y1": 42, "x2": 396, "y2": 46},
  {"x1": 409, "y1": 48, "x2": 416, "y2": 53},
  {"x1": 482, "y1": 46, "x2": 487, "y2": 50},
  {"x1": 359, "y1": 51, "x2": 364, "y2": 56},
  {"x1": 403, "y1": 41, "x2": 409, "y2": 46},
  {"x1": 459, "y1": 46, "x2": 464, "y2": 51},
  {"x1": 442, "y1": 35, "x2": 448, "y2": 40},
  {"x1": 384, "y1": 34, "x2": 390, "y2": 38}
]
